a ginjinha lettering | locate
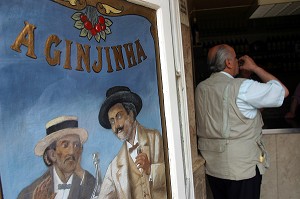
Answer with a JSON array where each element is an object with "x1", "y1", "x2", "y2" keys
[{"x1": 11, "y1": 21, "x2": 148, "y2": 74}]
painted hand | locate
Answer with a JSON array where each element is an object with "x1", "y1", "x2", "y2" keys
[
  {"x1": 135, "y1": 152, "x2": 151, "y2": 175},
  {"x1": 33, "y1": 176, "x2": 56, "y2": 199}
]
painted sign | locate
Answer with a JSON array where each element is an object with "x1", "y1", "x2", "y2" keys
[{"x1": 0, "y1": 0, "x2": 168, "y2": 198}]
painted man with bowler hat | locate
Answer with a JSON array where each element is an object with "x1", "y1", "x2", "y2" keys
[
  {"x1": 17, "y1": 116, "x2": 95, "y2": 199},
  {"x1": 98, "y1": 86, "x2": 167, "y2": 199}
]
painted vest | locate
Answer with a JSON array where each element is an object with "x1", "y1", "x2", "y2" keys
[{"x1": 128, "y1": 154, "x2": 152, "y2": 199}]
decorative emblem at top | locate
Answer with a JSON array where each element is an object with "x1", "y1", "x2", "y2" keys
[
  {"x1": 53, "y1": 0, "x2": 124, "y2": 43},
  {"x1": 72, "y1": 8, "x2": 112, "y2": 42}
]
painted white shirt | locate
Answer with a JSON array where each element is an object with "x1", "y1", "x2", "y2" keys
[
  {"x1": 53, "y1": 167, "x2": 73, "y2": 199},
  {"x1": 126, "y1": 127, "x2": 148, "y2": 176},
  {"x1": 127, "y1": 128, "x2": 139, "y2": 161},
  {"x1": 220, "y1": 71, "x2": 285, "y2": 119}
]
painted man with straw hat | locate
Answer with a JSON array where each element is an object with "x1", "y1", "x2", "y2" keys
[
  {"x1": 97, "y1": 86, "x2": 167, "y2": 199},
  {"x1": 17, "y1": 116, "x2": 95, "y2": 199}
]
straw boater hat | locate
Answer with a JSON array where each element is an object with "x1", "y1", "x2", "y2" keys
[
  {"x1": 98, "y1": 86, "x2": 142, "y2": 129},
  {"x1": 34, "y1": 116, "x2": 88, "y2": 156}
]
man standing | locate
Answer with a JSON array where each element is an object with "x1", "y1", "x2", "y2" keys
[
  {"x1": 98, "y1": 86, "x2": 167, "y2": 199},
  {"x1": 18, "y1": 116, "x2": 95, "y2": 199},
  {"x1": 195, "y1": 44, "x2": 289, "y2": 199}
]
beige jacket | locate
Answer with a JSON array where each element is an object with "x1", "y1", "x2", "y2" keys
[
  {"x1": 98, "y1": 122, "x2": 167, "y2": 199},
  {"x1": 195, "y1": 72, "x2": 268, "y2": 180}
]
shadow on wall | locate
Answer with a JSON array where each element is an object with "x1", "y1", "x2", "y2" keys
[
  {"x1": 206, "y1": 176, "x2": 214, "y2": 199},
  {"x1": 0, "y1": 175, "x2": 3, "y2": 199}
]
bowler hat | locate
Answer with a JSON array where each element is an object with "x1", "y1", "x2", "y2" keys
[
  {"x1": 34, "y1": 116, "x2": 88, "y2": 156},
  {"x1": 98, "y1": 86, "x2": 142, "y2": 129}
]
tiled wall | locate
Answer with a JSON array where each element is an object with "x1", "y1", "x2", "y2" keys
[{"x1": 261, "y1": 132, "x2": 300, "y2": 199}]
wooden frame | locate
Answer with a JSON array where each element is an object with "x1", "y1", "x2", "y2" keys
[{"x1": 0, "y1": 0, "x2": 193, "y2": 198}]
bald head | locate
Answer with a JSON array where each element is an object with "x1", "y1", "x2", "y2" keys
[
  {"x1": 207, "y1": 44, "x2": 235, "y2": 73},
  {"x1": 207, "y1": 45, "x2": 221, "y2": 64}
]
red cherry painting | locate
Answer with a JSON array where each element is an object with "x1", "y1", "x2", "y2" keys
[
  {"x1": 84, "y1": 21, "x2": 93, "y2": 30},
  {"x1": 80, "y1": 14, "x2": 88, "y2": 22},
  {"x1": 72, "y1": 11, "x2": 113, "y2": 42},
  {"x1": 98, "y1": 16, "x2": 105, "y2": 25}
]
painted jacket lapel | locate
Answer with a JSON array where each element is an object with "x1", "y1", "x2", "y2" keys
[
  {"x1": 116, "y1": 143, "x2": 131, "y2": 199},
  {"x1": 137, "y1": 122, "x2": 150, "y2": 158}
]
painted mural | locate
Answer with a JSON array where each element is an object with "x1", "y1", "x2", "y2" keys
[{"x1": 0, "y1": 0, "x2": 168, "y2": 198}]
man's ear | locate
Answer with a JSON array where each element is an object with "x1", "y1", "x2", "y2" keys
[
  {"x1": 225, "y1": 58, "x2": 232, "y2": 69},
  {"x1": 79, "y1": 145, "x2": 83, "y2": 154},
  {"x1": 129, "y1": 110, "x2": 134, "y2": 117},
  {"x1": 47, "y1": 149, "x2": 57, "y2": 163},
  {"x1": 129, "y1": 110, "x2": 136, "y2": 122}
]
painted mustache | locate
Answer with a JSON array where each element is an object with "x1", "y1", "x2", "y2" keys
[
  {"x1": 64, "y1": 155, "x2": 76, "y2": 163},
  {"x1": 115, "y1": 126, "x2": 124, "y2": 134}
]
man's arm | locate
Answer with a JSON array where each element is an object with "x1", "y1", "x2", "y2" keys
[{"x1": 239, "y1": 55, "x2": 289, "y2": 97}]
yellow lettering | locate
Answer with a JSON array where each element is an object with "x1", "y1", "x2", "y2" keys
[
  {"x1": 135, "y1": 39, "x2": 147, "y2": 64},
  {"x1": 44, "y1": 35, "x2": 62, "y2": 66},
  {"x1": 76, "y1": 43, "x2": 91, "y2": 73},
  {"x1": 123, "y1": 43, "x2": 137, "y2": 67},
  {"x1": 105, "y1": 47, "x2": 113, "y2": 73},
  {"x1": 11, "y1": 21, "x2": 37, "y2": 59},
  {"x1": 111, "y1": 45, "x2": 125, "y2": 71},
  {"x1": 64, "y1": 40, "x2": 73, "y2": 70},
  {"x1": 92, "y1": 46, "x2": 103, "y2": 73}
]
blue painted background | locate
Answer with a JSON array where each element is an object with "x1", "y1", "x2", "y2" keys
[{"x1": 0, "y1": 1, "x2": 162, "y2": 198}]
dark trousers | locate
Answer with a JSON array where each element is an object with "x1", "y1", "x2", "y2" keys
[{"x1": 207, "y1": 167, "x2": 262, "y2": 199}]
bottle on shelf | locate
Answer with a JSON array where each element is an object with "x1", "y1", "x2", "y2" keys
[{"x1": 191, "y1": 17, "x2": 200, "y2": 46}]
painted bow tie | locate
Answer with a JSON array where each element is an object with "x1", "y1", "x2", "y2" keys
[{"x1": 58, "y1": 183, "x2": 71, "y2": 190}]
